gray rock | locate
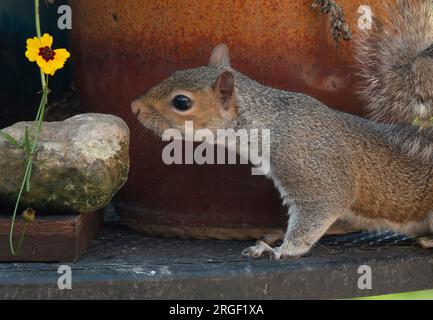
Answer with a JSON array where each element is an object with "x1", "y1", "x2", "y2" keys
[{"x1": 0, "y1": 113, "x2": 130, "y2": 213}]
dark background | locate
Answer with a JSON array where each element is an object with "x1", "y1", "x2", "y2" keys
[{"x1": 0, "y1": 0, "x2": 72, "y2": 129}]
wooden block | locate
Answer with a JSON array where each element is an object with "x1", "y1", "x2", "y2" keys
[{"x1": 0, "y1": 211, "x2": 103, "y2": 262}]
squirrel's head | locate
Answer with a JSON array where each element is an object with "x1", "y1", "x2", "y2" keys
[{"x1": 131, "y1": 44, "x2": 237, "y2": 137}]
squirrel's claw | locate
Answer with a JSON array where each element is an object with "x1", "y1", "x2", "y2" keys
[
  {"x1": 242, "y1": 241, "x2": 297, "y2": 260},
  {"x1": 242, "y1": 241, "x2": 303, "y2": 260},
  {"x1": 242, "y1": 241, "x2": 276, "y2": 259}
]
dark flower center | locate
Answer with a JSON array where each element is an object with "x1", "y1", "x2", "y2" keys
[{"x1": 38, "y1": 46, "x2": 56, "y2": 62}]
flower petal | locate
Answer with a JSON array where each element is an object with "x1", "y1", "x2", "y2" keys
[
  {"x1": 38, "y1": 57, "x2": 66, "y2": 76},
  {"x1": 25, "y1": 50, "x2": 39, "y2": 62},
  {"x1": 40, "y1": 33, "x2": 53, "y2": 47},
  {"x1": 25, "y1": 37, "x2": 43, "y2": 62},
  {"x1": 54, "y1": 48, "x2": 70, "y2": 59},
  {"x1": 40, "y1": 61, "x2": 55, "y2": 75},
  {"x1": 26, "y1": 37, "x2": 42, "y2": 50},
  {"x1": 35, "y1": 56, "x2": 48, "y2": 69}
]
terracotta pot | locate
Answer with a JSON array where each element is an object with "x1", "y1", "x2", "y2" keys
[{"x1": 70, "y1": 0, "x2": 386, "y2": 239}]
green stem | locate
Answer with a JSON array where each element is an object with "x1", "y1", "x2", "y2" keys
[
  {"x1": 9, "y1": 1, "x2": 48, "y2": 254},
  {"x1": 9, "y1": 155, "x2": 35, "y2": 255},
  {"x1": 9, "y1": 87, "x2": 48, "y2": 255},
  {"x1": 14, "y1": 222, "x2": 28, "y2": 255},
  {"x1": 32, "y1": 76, "x2": 48, "y2": 151},
  {"x1": 32, "y1": 75, "x2": 48, "y2": 126},
  {"x1": 34, "y1": 0, "x2": 46, "y2": 90},
  {"x1": 35, "y1": 0, "x2": 41, "y2": 37}
]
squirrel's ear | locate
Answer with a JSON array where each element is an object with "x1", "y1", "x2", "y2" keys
[
  {"x1": 213, "y1": 71, "x2": 235, "y2": 114},
  {"x1": 209, "y1": 44, "x2": 231, "y2": 68}
]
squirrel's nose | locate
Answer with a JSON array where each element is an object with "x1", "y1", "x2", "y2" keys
[{"x1": 131, "y1": 99, "x2": 143, "y2": 117}]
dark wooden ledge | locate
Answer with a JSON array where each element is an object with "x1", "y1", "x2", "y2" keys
[{"x1": 0, "y1": 223, "x2": 432, "y2": 300}]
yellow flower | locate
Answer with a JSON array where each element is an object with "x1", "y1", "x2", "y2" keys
[{"x1": 25, "y1": 33, "x2": 70, "y2": 76}]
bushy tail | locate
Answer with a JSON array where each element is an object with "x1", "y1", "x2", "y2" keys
[
  {"x1": 355, "y1": 0, "x2": 433, "y2": 127},
  {"x1": 355, "y1": 0, "x2": 433, "y2": 162}
]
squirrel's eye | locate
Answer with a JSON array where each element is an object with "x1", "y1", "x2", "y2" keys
[{"x1": 172, "y1": 95, "x2": 193, "y2": 112}]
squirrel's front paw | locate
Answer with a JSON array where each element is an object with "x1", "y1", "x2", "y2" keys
[
  {"x1": 242, "y1": 241, "x2": 276, "y2": 259},
  {"x1": 242, "y1": 241, "x2": 287, "y2": 260},
  {"x1": 242, "y1": 241, "x2": 303, "y2": 260}
]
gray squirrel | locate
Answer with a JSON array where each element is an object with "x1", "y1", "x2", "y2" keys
[{"x1": 131, "y1": 0, "x2": 433, "y2": 259}]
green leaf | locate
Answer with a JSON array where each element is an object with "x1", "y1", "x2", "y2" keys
[{"x1": 0, "y1": 131, "x2": 21, "y2": 148}]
